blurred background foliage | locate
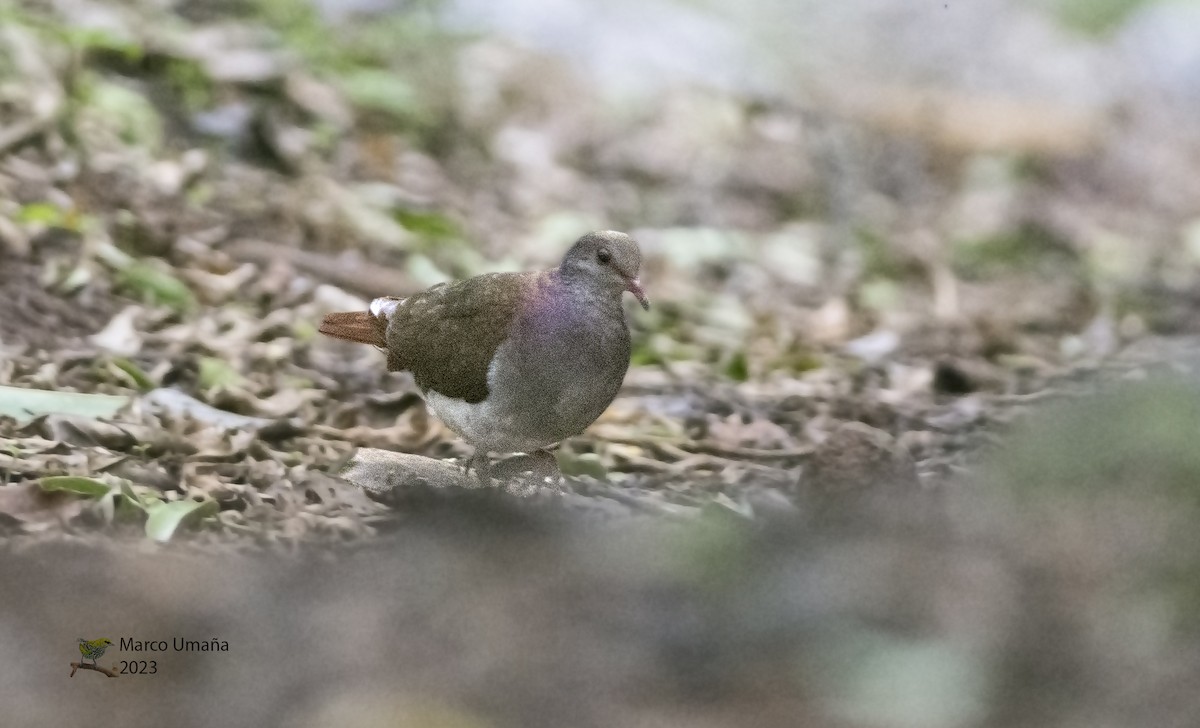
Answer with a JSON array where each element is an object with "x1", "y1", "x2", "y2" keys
[{"x1": 3, "y1": 0, "x2": 1200, "y2": 378}]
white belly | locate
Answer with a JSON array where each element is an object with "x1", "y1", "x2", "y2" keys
[{"x1": 424, "y1": 388, "x2": 558, "y2": 453}]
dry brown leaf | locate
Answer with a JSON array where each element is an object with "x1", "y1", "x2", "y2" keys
[
  {"x1": 705, "y1": 413, "x2": 794, "y2": 450},
  {"x1": 0, "y1": 482, "x2": 85, "y2": 528}
]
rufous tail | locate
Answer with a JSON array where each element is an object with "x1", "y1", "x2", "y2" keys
[{"x1": 318, "y1": 311, "x2": 387, "y2": 347}]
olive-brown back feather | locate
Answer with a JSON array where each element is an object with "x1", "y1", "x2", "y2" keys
[{"x1": 386, "y1": 272, "x2": 533, "y2": 404}]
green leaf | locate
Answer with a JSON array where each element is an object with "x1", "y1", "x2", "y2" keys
[
  {"x1": 395, "y1": 209, "x2": 461, "y2": 241},
  {"x1": 951, "y1": 225, "x2": 1076, "y2": 280},
  {"x1": 164, "y1": 58, "x2": 214, "y2": 111},
  {"x1": 17, "y1": 202, "x2": 65, "y2": 226},
  {"x1": 334, "y1": 69, "x2": 421, "y2": 120},
  {"x1": 111, "y1": 357, "x2": 156, "y2": 391},
  {"x1": 0, "y1": 385, "x2": 130, "y2": 423},
  {"x1": 725, "y1": 350, "x2": 749, "y2": 382},
  {"x1": 291, "y1": 320, "x2": 317, "y2": 344},
  {"x1": 556, "y1": 452, "x2": 608, "y2": 479},
  {"x1": 80, "y1": 80, "x2": 164, "y2": 149},
  {"x1": 65, "y1": 27, "x2": 145, "y2": 62},
  {"x1": 1038, "y1": 0, "x2": 1150, "y2": 37},
  {"x1": 119, "y1": 481, "x2": 162, "y2": 512},
  {"x1": 145, "y1": 498, "x2": 218, "y2": 542},
  {"x1": 198, "y1": 357, "x2": 245, "y2": 390},
  {"x1": 38, "y1": 476, "x2": 113, "y2": 498},
  {"x1": 117, "y1": 260, "x2": 195, "y2": 312}
]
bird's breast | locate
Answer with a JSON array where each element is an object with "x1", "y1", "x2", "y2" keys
[{"x1": 483, "y1": 298, "x2": 630, "y2": 441}]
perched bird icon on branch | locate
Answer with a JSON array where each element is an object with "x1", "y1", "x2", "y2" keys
[{"x1": 77, "y1": 638, "x2": 113, "y2": 666}]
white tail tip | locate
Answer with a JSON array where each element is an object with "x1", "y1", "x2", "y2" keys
[{"x1": 369, "y1": 297, "x2": 402, "y2": 319}]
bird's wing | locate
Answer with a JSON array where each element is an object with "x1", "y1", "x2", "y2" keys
[{"x1": 387, "y1": 272, "x2": 535, "y2": 404}]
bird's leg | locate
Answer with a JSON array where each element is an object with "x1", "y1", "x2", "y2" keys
[
  {"x1": 463, "y1": 450, "x2": 492, "y2": 484},
  {"x1": 528, "y1": 449, "x2": 560, "y2": 478}
]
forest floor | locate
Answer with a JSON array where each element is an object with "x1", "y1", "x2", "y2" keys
[{"x1": 5, "y1": 1, "x2": 1200, "y2": 725}]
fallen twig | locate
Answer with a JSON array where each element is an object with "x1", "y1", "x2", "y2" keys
[
  {"x1": 586, "y1": 430, "x2": 812, "y2": 462},
  {"x1": 224, "y1": 238, "x2": 417, "y2": 298},
  {"x1": 339, "y1": 448, "x2": 560, "y2": 499}
]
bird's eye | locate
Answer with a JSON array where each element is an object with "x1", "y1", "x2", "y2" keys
[{"x1": 597, "y1": 248, "x2": 612, "y2": 264}]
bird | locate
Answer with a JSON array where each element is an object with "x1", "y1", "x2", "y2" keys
[
  {"x1": 319, "y1": 230, "x2": 650, "y2": 482},
  {"x1": 78, "y1": 638, "x2": 113, "y2": 665}
]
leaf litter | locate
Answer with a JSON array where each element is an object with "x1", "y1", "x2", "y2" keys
[{"x1": 0, "y1": 0, "x2": 1199, "y2": 552}]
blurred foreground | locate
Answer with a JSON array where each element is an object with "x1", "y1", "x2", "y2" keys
[{"x1": 10, "y1": 374, "x2": 1200, "y2": 727}]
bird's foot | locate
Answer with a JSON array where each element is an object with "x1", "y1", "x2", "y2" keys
[
  {"x1": 463, "y1": 451, "x2": 492, "y2": 485},
  {"x1": 492, "y1": 448, "x2": 562, "y2": 489},
  {"x1": 527, "y1": 449, "x2": 560, "y2": 478},
  {"x1": 527, "y1": 449, "x2": 563, "y2": 491}
]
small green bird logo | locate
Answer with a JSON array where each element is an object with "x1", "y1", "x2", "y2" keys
[{"x1": 77, "y1": 638, "x2": 113, "y2": 666}]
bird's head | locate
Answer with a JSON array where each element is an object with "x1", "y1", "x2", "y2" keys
[{"x1": 560, "y1": 230, "x2": 649, "y2": 310}]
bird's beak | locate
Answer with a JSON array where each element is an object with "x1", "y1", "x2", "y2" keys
[{"x1": 624, "y1": 276, "x2": 650, "y2": 310}]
